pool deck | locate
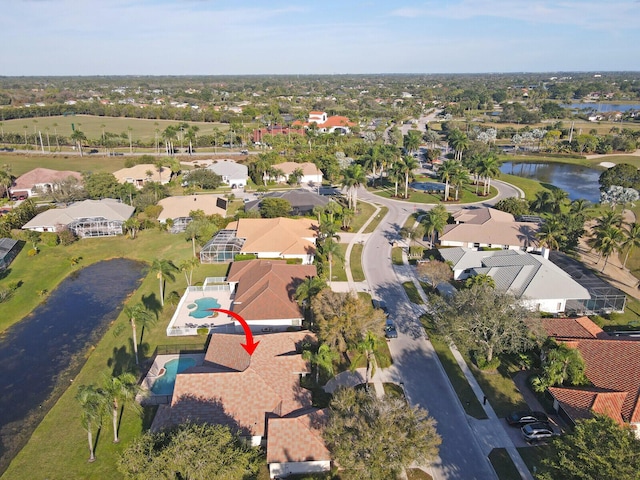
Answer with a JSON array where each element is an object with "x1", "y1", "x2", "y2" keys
[
  {"x1": 166, "y1": 286, "x2": 235, "y2": 336},
  {"x1": 141, "y1": 353, "x2": 205, "y2": 395}
]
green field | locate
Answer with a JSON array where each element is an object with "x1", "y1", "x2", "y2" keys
[{"x1": 1, "y1": 115, "x2": 230, "y2": 143}]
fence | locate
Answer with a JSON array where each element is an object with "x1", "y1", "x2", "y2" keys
[{"x1": 154, "y1": 343, "x2": 206, "y2": 355}]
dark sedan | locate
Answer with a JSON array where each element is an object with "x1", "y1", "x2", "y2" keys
[{"x1": 506, "y1": 410, "x2": 549, "y2": 426}]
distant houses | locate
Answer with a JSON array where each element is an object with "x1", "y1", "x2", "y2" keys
[
  {"x1": 10, "y1": 168, "x2": 83, "y2": 200},
  {"x1": 113, "y1": 164, "x2": 172, "y2": 189},
  {"x1": 270, "y1": 162, "x2": 323, "y2": 185},
  {"x1": 293, "y1": 111, "x2": 355, "y2": 134},
  {"x1": 206, "y1": 159, "x2": 248, "y2": 189}
]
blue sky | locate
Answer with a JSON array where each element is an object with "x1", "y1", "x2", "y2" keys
[{"x1": 3, "y1": 0, "x2": 639, "y2": 75}]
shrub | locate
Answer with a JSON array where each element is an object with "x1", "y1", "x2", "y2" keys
[
  {"x1": 234, "y1": 254, "x2": 257, "y2": 261},
  {"x1": 197, "y1": 327, "x2": 210, "y2": 336},
  {"x1": 474, "y1": 354, "x2": 501, "y2": 370},
  {"x1": 41, "y1": 232, "x2": 59, "y2": 247},
  {"x1": 285, "y1": 258, "x2": 302, "y2": 264},
  {"x1": 57, "y1": 228, "x2": 77, "y2": 246},
  {"x1": 0, "y1": 287, "x2": 13, "y2": 303},
  {"x1": 409, "y1": 245, "x2": 424, "y2": 257},
  {"x1": 27, "y1": 248, "x2": 38, "y2": 256}
]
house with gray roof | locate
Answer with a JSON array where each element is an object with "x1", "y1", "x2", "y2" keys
[
  {"x1": 22, "y1": 199, "x2": 134, "y2": 237},
  {"x1": 206, "y1": 159, "x2": 248, "y2": 188},
  {"x1": 245, "y1": 189, "x2": 331, "y2": 215},
  {"x1": 0, "y1": 238, "x2": 20, "y2": 270},
  {"x1": 439, "y1": 247, "x2": 590, "y2": 314}
]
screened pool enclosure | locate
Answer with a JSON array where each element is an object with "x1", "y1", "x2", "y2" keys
[{"x1": 199, "y1": 229, "x2": 245, "y2": 263}]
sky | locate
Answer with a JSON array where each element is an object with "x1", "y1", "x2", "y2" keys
[{"x1": 2, "y1": 0, "x2": 639, "y2": 75}]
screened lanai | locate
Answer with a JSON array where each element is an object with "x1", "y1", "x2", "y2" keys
[
  {"x1": 67, "y1": 217, "x2": 125, "y2": 238},
  {"x1": 200, "y1": 229, "x2": 245, "y2": 263}
]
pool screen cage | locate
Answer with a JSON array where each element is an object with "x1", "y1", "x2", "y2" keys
[
  {"x1": 67, "y1": 216, "x2": 125, "y2": 238},
  {"x1": 170, "y1": 217, "x2": 192, "y2": 234},
  {"x1": 200, "y1": 229, "x2": 245, "y2": 263}
]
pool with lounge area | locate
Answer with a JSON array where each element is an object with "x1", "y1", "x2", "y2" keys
[
  {"x1": 187, "y1": 297, "x2": 222, "y2": 319},
  {"x1": 143, "y1": 354, "x2": 204, "y2": 396}
]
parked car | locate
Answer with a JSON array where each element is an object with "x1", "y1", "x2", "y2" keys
[
  {"x1": 385, "y1": 319, "x2": 398, "y2": 339},
  {"x1": 506, "y1": 410, "x2": 549, "y2": 426},
  {"x1": 372, "y1": 299, "x2": 389, "y2": 315},
  {"x1": 521, "y1": 422, "x2": 556, "y2": 443}
]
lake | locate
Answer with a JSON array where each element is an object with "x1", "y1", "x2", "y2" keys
[
  {"x1": 563, "y1": 102, "x2": 640, "y2": 113},
  {"x1": 0, "y1": 258, "x2": 146, "y2": 473},
  {"x1": 499, "y1": 162, "x2": 602, "y2": 203}
]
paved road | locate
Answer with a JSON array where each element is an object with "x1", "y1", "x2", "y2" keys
[{"x1": 358, "y1": 188, "x2": 502, "y2": 480}]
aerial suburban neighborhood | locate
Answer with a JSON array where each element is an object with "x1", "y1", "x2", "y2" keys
[{"x1": 1, "y1": 2, "x2": 640, "y2": 480}]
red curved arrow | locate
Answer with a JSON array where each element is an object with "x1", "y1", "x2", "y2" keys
[{"x1": 211, "y1": 308, "x2": 260, "y2": 356}]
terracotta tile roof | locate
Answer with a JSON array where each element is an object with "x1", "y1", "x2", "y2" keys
[
  {"x1": 318, "y1": 115, "x2": 355, "y2": 128},
  {"x1": 157, "y1": 195, "x2": 226, "y2": 222},
  {"x1": 227, "y1": 260, "x2": 316, "y2": 321},
  {"x1": 266, "y1": 409, "x2": 330, "y2": 463},
  {"x1": 13, "y1": 167, "x2": 82, "y2": 190},
  {"x1": 156, "y1": 331, "x2": 314, "y2": 437},
  {"x1": 232, "y1": 217, "x2": 317, "y2": 257},
  {"x1": 276, "y1": 162, "x2": 322, "y2": 177},
  {"x1": 113, "y1": 164, "x2": 171, "y2": 184},
  {"x1": 541, "y1": 317, "x2": 608, "y2": 340},
  {"x1": 549, "y1": 387, "x2": 627, "y2": 424}
]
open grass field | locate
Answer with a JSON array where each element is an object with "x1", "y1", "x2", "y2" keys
[
  {"x1": 0, "y1": 152, "x2": 128, "y2": 177},
  {"x1": 1, "y1": 115, "x2": 231, "y2": 143}
]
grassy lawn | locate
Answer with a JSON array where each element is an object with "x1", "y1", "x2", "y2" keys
[
  {"x1": 362, "y1": 206, "x2": 388, "y2": 234},
  {"x1": 518, "y1": 445, "x2": 554, "y2": 479},
  {"x1": 421, "y1": 316, "x2": 488, "y2": 420},
  {"x1": 488, "y1": 448, "x2": 521, "y2": 480},
  {"x1": 350, "y1": 243, "x2": 365, "y2": 282},
  {"x1": 463, "y1": 354, "x2": 529, "y2": 418},
  {"x1": 350, "y1": 200, "x2": 376, "y2": 232},
  {"x1": 403, "y1": 212, "x2": 421, "y2": 230},
  {"x1": 498, "y1": 173, "x2": 552, "y2": 200},
  {"x1": 383, "y1": 382, "x2": 405, "y2": 399},
  {"x1": 391, "y1": 247, "x2": 403, "y2": 265},
  {"x1": 330, "y1": 243, "x2": 348, "y2": 282},
  {"x1": 402, "y1": 281, "x2": 424, "y2": 305},
  {"x1": 0, "y1": 152, "x2": 129, "y2": 177}
]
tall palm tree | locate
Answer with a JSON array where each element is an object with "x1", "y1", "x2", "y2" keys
[
  {"x1": 622, "y1": 222, "x2": 640, "y2": 268},
  {"x1": 422, "y1": 205, "x2": 449, "y2": 247},
  {"x1": 52, "y1": 122, "x2": 60, "y2": 151},
  {"x1": 403, "y1": 130, "x2": 421, "y2": 153},
  {"x1": 387, "y1": 161, "x2": 402, "y2": 198},
  {"x1": 0, "y1": 169, "x2": 13, "y2": 200},
  {"x1": 303, "y1": 343, "x2": 338, "y2": 384},
  {"x1": 400, "y1": 155, "x2": 419, "y2": 199},
  {"x1": 341, "y1": 164, "x2": 366, "y2": 212},
  {"x1": 123, "y1": 302, "x2": 156, "y2": 365},
  {"x1": 151, "y1": 258, "x2": 178, "y2": 306},
  {"x1": 351, "y1": 331, "x2": 380, "y2": 386},
  {"x1": 477, "y1": 154, "x2": 501, "y2": 196},
  {"x1": 162, "y1": 125, "x2": 178, "y2": 155},
  {"x1": 447, "y1": 129, "x2": 469, "y2": 161},
  {"x1": 76, "y1": 385, "x2": 105, "y2": 462},
  {"x1": 179, "y1": 257, "x2": 200, "y2": 286},
  {"x1": 322, "y1": 237, "x2": 344, "y2": 286},
  {"x1": 438, "y1": 160, "x2": 459, "y2": 202},
  {"x1": 548, "y1": 188, "x2": 569, "y2": 215},
  {"x1": 530, "y1": 190, "x2": 553, "y2": 214},
  {"x1": 590, "y1": 225, "x2": 624, "y2": 271},
  {"x1": 537, "y1": 217, "x2": 566, "y2": 251},
  {"x1": 101, "y1": 373, "x2": 139, "y2": 443},
  {"x1": 449, "y1": 163, "x2": 469, "y2": 201},
  {"x1": 596, "y1": 210, "x2": 623, "y2": 230},
  {"x1": 70, "y1": 129, "x2": 87, "y2": 157}
]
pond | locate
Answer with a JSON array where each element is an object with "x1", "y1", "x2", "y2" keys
[
  {"x1": 499, "y1": 161, "x2": 602, "y2": 203},
  {"x1": 0, "y1": 258, "x2": 146, "y2": 473},
  {"x1": 562, "y1": 102, "x2": 640, "y2": 113}
]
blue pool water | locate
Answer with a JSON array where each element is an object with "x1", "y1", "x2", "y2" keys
[
  {"x1": 150, "y1": 357, "x2": 197, "y2": 395},
  {"x1": 411, "y1": 181, "x2": 446, "y2": 192},
  {"x1": 188, "y1": 297, "x2": 222, "y2": 318}
]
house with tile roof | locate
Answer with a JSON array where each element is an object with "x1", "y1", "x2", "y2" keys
[
  {"x1": 439, "y1": 247, "x2": 590, "y2": 314},
  {"x1": 10, "y1": 167, "x2": 83, "y2": 199},
  {"x1": 292, "y1": 111, "x2": 355, "y2": 134},
  {"x1": 439, "y1": 207, "x2": 541, "y2": 252},
  {"x1": 245, "y1": 189, "x2": 331, "y2": 216},
  {"x1": 113, "y1": 164, "x2": 172, "y2": 189},
  {"x1": 206, "y1": 159, "x2": 248, "y2": 188},
  {"x1": 151, "y1": 331, "x2": 331, "y2": 476},
  {"x1": 21, "y1": 198, "x2": 134, "y2": 236},
  {"x1": 157, "y1": 194, "x2": 226, "y2": 232},
  {"x1": 227, "y1": 259, "x2": 316, "y2": 332},
  {"x1": 542, "y1": 316, "x2": 640, "y2": 437},
  {"x1": 271, "y1": 162, "x2": 323, "y2": 185}
]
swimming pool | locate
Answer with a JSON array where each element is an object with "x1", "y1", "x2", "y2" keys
[
  {"x1": 150, "y1": 357, "x2": 197, "y2": 395},
  {"x1": 188, "y1": 297, "x2": 222, "y2": 319}
]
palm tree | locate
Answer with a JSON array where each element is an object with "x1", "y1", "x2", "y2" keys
[
  {"x1": 162, "y1": 125, "x2": 178, "y2": 155},
  {"x1": 351, "y1": 331, "x2": 380, "y2": 386},
  {"x1": 76, "y1": 385, "x2": 105, "y2": 462},
  {"x1": 596, "y1": 210, "x2": 623, "y2": 230},
  {"x1": 185, "y1": 125, "x2": 199, "y2": 154},
  {"x1": 530, "y1": 190, "x2": 553, "y2": 214},
  {"x1": 101, "y1": 373, "x2": 139, "y2": 443},
  {"x1": 570, "y1": 199, "x2": 591, "y2": 216},
  {"x1": 322, "y1": 237, "x2": 343, "y2": 286},
  {"x1": 447, "y1": 129, "x2": 469, "y2": 161},
  {"x1": 387, "y1": 161, "x2": 402, "y2": 198},
  {"x1": 403, "y1": 130, "x2": 421, "y2": 153},
  {"x1": 594, "y1": 225, "x2": 624, "y2": 272},
  {"x1": 295, "y1": 275, "x2": 326, "y2": 312},
  {"x1": 548, "y1": 188, "x2": 569, "y2": 215},
  {"x1": 71, "y1": 129, "x2": 87, "y2": 157},
  {"x1": 438, "y1": 160, "x2": 459, "y2": 202},
  {"x1": 341, "y1": 164, "x2": 366, "y2": 212},
  {"x1": 422, "y1": 205, "x2": 449, "y2": 247},
  {"x1": 477, "y1": 154, "x2": 501, "y2": 196},
  {"x1": 52, "y1": 122, "x2": 60, "y2": 151},
  {"x1": 622, "y1": 223, "x2": 640, "y2": 268},
  {"x1": 400, "y1": 155, "x2": 419, "y2": 199},
  {"x1": 151, "y1": 258, "x2": 178, "y2": 306},
  {"x1": 449, "y1": 163, "x2": 469, "y2": 201},
  {"x1": 0, "y1": 169, "x2": 12, "y2": 200},
  {"x1": 179, "y1": 257, "x2": 199, "y2": 286},
  {"x1": 123, "y1": 302, "x2": 156, "y2": 365},
  {"x1": 303, "y1": 343, "x2": 338, "y2": 384},
  {"x1": 537, "y1": 217, "x2": 566, "y2": 251}
]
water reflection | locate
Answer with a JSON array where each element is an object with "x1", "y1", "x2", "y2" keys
[
  {"x1": 0, "y1": 258, "x2": 145, "y2": 472},
  {"x1": 500, "y1": 162, "x2": 601, "y2": 203}
]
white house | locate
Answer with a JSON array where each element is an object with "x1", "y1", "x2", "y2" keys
[
  {"x1": 272, "y1": 162, "x2": 323, "y2": 185},
  {"x1": 439, "y1": 247, "x2": 590, "y2": 314},
  {"x1": 206, "y1": 159, "x2": 248, "y2": 188}
]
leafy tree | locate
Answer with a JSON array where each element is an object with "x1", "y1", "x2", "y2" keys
[
  {"x1": 259, "y1": 197, "x2": 291, "y2": 218},
  {"x1": 311, "y1": 290, "x2": 385, "y2": 353},
  {"x1": 539, "y1": 415, "x2": 640, "y2": 480},
  {"x1": 76, "y1": 384, "x2": 105, "y2": 462},
  {"x1": 84, "y1": 172, "x2": 120, "y2": 199},
  {"x1": 416, "y1": 260, "x2": 453, "y2": 287},
  {"x1": 429, "y1": 284, "x2": 538, "y2": 364},
  {"x1": 303, "y1": 343, "x2": 339, "y2": 384},
  {"x1": 494, "y1": 197, "x2": 530, "y2": 216},
  {"x1": 123, "y1": 302, "x2": 156, "y2": 365},
  {"x1": 324, "y1": 388, "x2": 441, "y2": 480},
  {"x1": 118, "y1": 422, "x2": 261, "y2": 480},
  {"x1": 101, "y1": 373, "x2": 140, "y2": 443},
  {"x1": 599, "y1": 163, "x2": 640, "y2": 191},
  {"x1": 182, "y1": 169, "x2": 223, "y2": 189}
]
